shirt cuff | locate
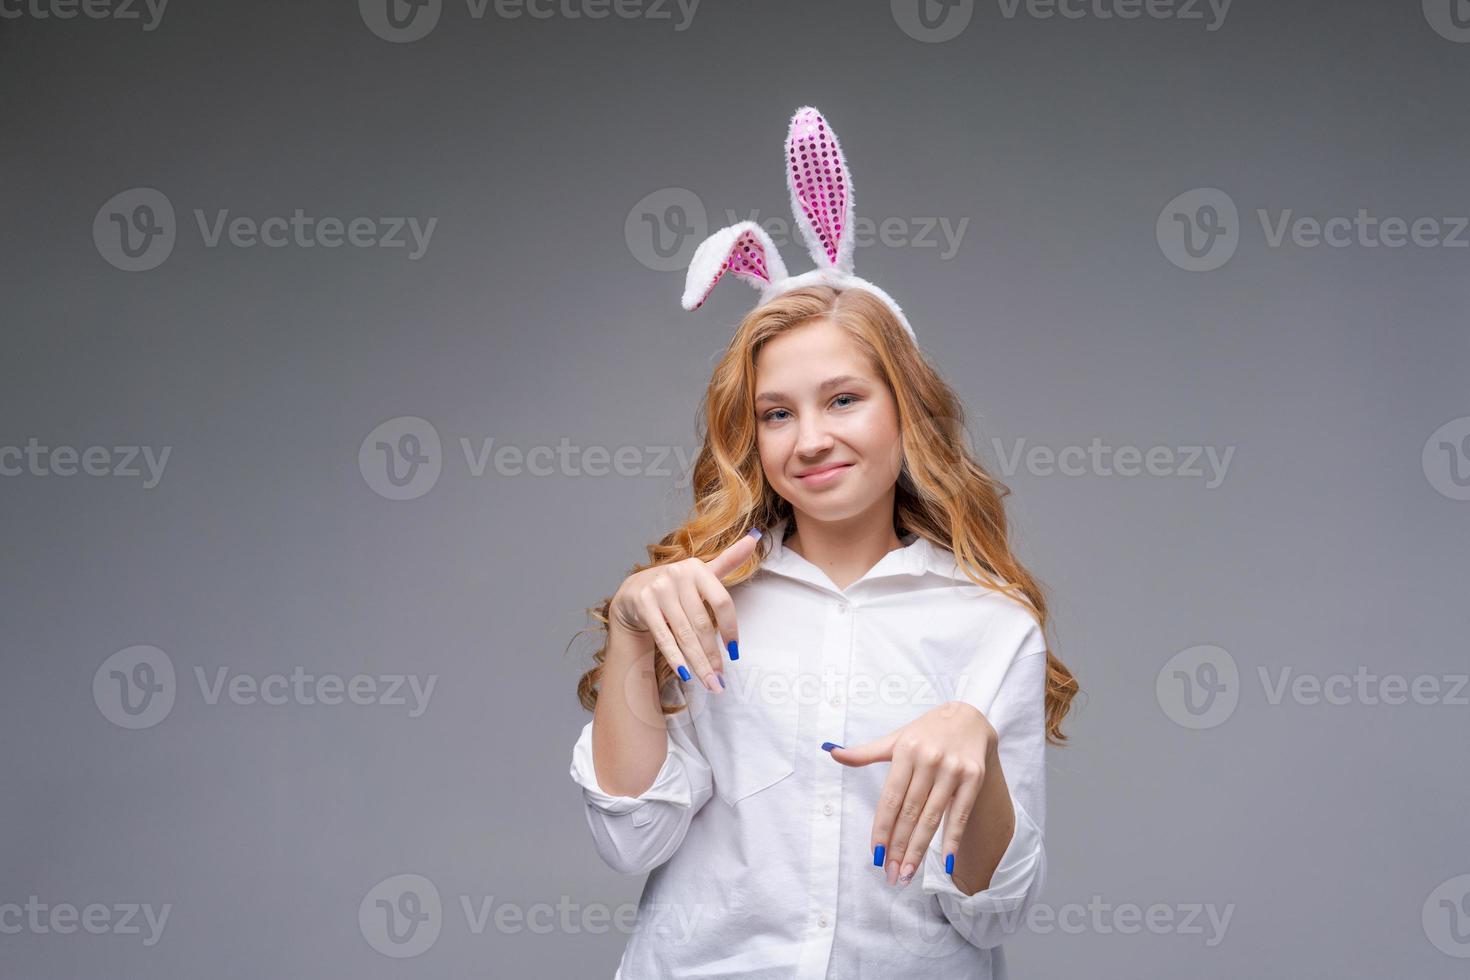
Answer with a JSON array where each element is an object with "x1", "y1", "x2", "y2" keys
[
  {"x1": 919, "y1": 792, "x2": 1045, "y2": 918},
  {"x1": 568, "y1": 718, "x2": 694, "y2": 814}
]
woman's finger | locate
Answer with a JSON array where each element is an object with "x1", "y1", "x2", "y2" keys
[
  {"x1": 885, "y1": 746, "x2": 940, "y2": 885},
  {"x1": 899, "y1": 756, "x2": 969, "y2": 887},
  {"x1": 693, "y1": 564, "x2": 741, "y2": 662},
  {"x1": 936, "y1": 758, "x2": 985, "y2": 883},
  {"x1": 704, "y1": 526, "x2": 763, "y2": 582},
  {"x1": 675, "y1": 567, "x2": 725, "y2": 689},
  {"x1": 870, "y1": 740, "x2": 915, "y2": 881},
  {"x1": 635, "y1": 587, "x2": 692, "y2": 686},
  {"x1": 652, "y1": 574, "x2": 720, "y2": 693}
]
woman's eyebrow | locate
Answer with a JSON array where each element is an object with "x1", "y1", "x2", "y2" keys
[{"x1": 755, "y1": 374, "x2": 868, "y2": 405}]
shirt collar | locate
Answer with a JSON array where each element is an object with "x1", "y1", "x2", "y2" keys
[{"x1": 756, "y1": 515, "x2": 971, "y2": 595}]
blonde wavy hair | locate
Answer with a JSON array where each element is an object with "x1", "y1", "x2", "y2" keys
[{"x1": 572, "y1": 285, "x2": 1079, "y2": 745}]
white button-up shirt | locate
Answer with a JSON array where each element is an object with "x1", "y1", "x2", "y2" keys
[{"x1": 569, "y1": 516, "x2": 1050, "y2": 979}]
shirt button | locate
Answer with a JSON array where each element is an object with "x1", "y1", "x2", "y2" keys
[
  {"x1": 830, "y1": 694, "x2": 842, "y2": 707},
  {"x1": 818, "y1": 914, "x2": 830, "y2": 927},
  {"x1": 836, "y1": 603, "x2": 849, "y2": 614},
  {"x1": 823, "y1": 802, "x2": 834, "y2": 816}
]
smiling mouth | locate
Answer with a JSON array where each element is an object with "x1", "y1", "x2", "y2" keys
[{"x1": 796, "y1": 463, "x2": 854, "y2": 481}]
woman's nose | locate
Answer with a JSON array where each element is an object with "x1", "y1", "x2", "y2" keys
[{"x1": 795, "y1": 420, "x2": 835, "y2": 456}]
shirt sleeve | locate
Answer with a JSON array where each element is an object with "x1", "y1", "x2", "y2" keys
[
  {"x1": 919, "y1": 623, "x2": 1050, "y2": 950},
  {"x1": 567, "y1": 681, "x2": 714, "y2": 876}
]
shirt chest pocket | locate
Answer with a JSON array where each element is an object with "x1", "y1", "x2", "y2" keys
[{"x1": 686, "y1": 653, "x2": 800, "y2": 807}]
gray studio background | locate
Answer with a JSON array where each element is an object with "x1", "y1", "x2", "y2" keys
[{"x1": 2, "y1": 1, "x2": 1467, "y2": 977}]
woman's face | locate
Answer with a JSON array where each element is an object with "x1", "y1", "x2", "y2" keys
[{"x1": 753, "y1": 317, "x2": 904, "y2": 524}]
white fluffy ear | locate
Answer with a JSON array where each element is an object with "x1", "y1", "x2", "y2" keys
[
  {"x1": 785, "y1": 106, "x2": 855, "y2": 275},
  {"x1": 681, "y1": 221, "x2": 789, "y2": 311}
]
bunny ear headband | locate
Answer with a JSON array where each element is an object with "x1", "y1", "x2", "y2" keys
[{"x1": 679, "y1": 106, "x2": 916, "y2": 341}]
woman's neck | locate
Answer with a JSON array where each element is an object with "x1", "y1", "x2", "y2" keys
[{"x1": 785, "y1": 508, "x2": 904, "y2": 592}]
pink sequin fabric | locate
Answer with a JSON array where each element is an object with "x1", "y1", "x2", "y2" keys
[
  {"x1": 786, "y1": 107, "x2": 848, "y2": 268},
  {"x1": 692, "y1": 227, "x2": 773, "y2": 309}
]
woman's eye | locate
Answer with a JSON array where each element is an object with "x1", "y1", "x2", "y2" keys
[{"x1": 762, "y1": 395, "x2": 859, "y2": 423}]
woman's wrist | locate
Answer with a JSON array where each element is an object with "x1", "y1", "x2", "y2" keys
[{"x1": 606, "y1": 619, "x2": 657, "y2": 662}]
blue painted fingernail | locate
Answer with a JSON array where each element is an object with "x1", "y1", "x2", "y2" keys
[
  {"x1": 820, "y1": 742, "x2": 843, "y2": 752},
  {"x1": 717, "y1": 674, "x2": 725, "y2": 689},
  {"x1": 945, "y1": 853, "x2": 955, "y2": 875},
  {"x1": 873, "y1": 844, "x2": 886, "y2": 867},
  {"x1": 747, "y1": 527, "x2": 763, "y2": 540},
  {"x1": 677, "y1": 665, "x2": 691, "y2": 682},
  {"x1": 727, "y1": 639, "x2": 739, "y2": 660}
]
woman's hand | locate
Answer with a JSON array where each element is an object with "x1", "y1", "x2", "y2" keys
[
  {"x1": 827, "y1": 701, "x2": 999, "y2": 886},
  {"x1": 609, "y1": 527, "x2": 763, "y2": 695}
]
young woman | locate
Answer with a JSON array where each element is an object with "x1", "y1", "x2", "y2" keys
[{"x1": 568, "y1": 109, "x2": 1078, "y2": 979}]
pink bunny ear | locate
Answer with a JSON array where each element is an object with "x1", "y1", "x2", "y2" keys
[
  {"x1": 681, "y1": 221, "x2": 789, "y2": 311},
  {"x1": 786, "y1": 106, "x2": 855, "y2": 275}
]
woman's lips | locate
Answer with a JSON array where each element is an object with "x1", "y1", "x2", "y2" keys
[{"x1": 796, "y1": 462, "x2": 854, "y2": 486}]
